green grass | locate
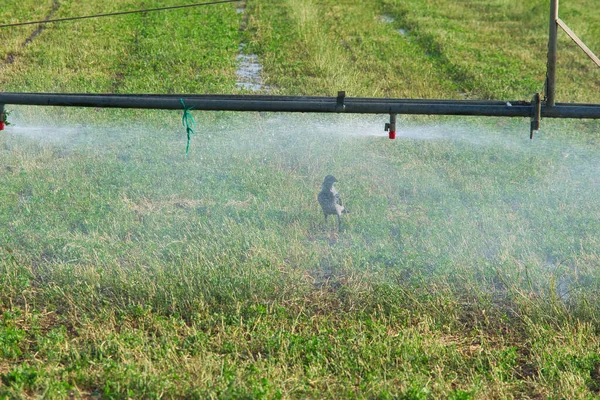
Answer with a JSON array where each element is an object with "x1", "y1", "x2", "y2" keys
[
  {"x1": 1, "y1": 0, "x2": 600, "y2": 398},
  {"x1": 245, "y1": 0, "x2": 600, "y2": 101},
  {"x1": 2, "y1": 113, "x2": 600, "y2": 398},
  {"x1": 0, "y1": 0, "x2": 240, "y2": 93}
]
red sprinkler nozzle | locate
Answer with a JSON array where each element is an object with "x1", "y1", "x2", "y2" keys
[
  {"x1": 0, "y1": 121, "x2": 4, "y2": 131},
  {"x1": 385, "y1": 113, "x2": 397, "y2": 139}
]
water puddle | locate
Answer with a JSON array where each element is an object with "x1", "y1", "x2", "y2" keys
[
  {"x1": 236, "y1": 2, "x2": 269, "y2": 92},
  {"x1": 379, "y1": 15, "x2": 409, "y2": 37},
  {"x1": 380, "y1": 15, "x2": 395, "y2": 24},
  {"x1": 235, "y1": 44, "x2": 269, "y2": 92}
]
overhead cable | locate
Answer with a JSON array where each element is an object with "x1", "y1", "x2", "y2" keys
[{"x1": 0, "y1": 0, "x2": 239, "y2": 29}]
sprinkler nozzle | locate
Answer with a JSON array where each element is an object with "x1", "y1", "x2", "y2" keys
[
  {"x1": 385, "y1": 113, "x2": 397, "y2": 139},
  {"x1": 0, "y1": 121, "x2": 4, "y2": 131}
]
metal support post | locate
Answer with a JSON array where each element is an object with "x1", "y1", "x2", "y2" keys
[
  {"x1": 530, "y1": 93, "x2": 541, "y2": 139},
  {"x1": 546, "y1": 0, "x2": 559, "y2": 107}
]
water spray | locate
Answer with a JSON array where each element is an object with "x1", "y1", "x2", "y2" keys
[
  {"x1": 0, "y1": 0, "x2": 598, "y2": 146},
  {"x1": 2, "y1": 92, "x2": 600, "y2": 147}
]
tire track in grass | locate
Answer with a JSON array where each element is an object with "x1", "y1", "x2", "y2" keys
[
  {"x1": 127, "y1": 2, "x2": 240, "y2": 93},
  {"x1": 326, "y1": 1, "x2": 459, "y2": 98},
  {"x1": 379, "y1": 3, "x2": 486, "y2": 99},
  {"x1": 272, "y1": 0, "x2": 372, "y2": 95},
  {"x1": 400, "y1": 25, "x2": 486, "y2": 99},
  {"x1": 1, "y1": 0, "x2": 60, "y2": 68},
  {"x1": 378, "y1": 0, "x2": 554, "y2": 100},
  {"x1": 245, "y1": 0, "x2": 460, "y2": 97},
  {"x1": 110, "y1": 5, "x2": 149, "y2": 93}
]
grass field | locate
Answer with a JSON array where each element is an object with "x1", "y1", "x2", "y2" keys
[{"x1": 1, "y1": 0, "x2": 600, "y2": 398}]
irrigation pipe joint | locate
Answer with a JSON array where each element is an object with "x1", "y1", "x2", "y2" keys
[{"x1": 335, "y1": 91, "x2": 346, "y2": 112}]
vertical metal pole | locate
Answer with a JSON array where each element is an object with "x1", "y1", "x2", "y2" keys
[
  {"x1": 530, "y1": 93, "x2": 541, "y2": 139},
  {"x1": 546, "y1": 0, "x2": 559, "y2": 107}
]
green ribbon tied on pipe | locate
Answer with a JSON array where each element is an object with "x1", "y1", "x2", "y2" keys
[{"x1": 180, "y1": 99, "x2": 196, "y2": 154}]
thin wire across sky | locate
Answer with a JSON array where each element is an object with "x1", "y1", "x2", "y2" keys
[{"x1": 0, "y1": 0, "x2": 239, "y2": 29}]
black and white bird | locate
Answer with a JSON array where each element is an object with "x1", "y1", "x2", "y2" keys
[{"x1": 318, "y1": 175, "x2": 348, "y2": 231}]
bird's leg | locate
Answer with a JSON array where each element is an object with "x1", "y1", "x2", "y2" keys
[{"x1": 337, "y1": 214, "x2": 342, "y2": 232}]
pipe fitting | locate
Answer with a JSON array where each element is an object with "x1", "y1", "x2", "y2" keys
[
  {"x1": 0, "y1": 104, "x2": 5, "y2": 131},
  {"x1": 530, "y1": 93, "x2": 541, "y2": 139},
  {"x1": 335, "y1": 91, "x2": 346, "y2": 112},
  {"x1": 385, "y1": 113, "x2": 397, "y2": 139}
]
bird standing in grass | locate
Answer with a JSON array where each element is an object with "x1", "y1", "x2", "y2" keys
[{"x1": 318, "y1": 175, "x2": 348, "y2": 231}]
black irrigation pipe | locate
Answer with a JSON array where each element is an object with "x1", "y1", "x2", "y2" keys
[
  {"x1": 0, "y1": 0, "x2": 239, "y2": 29},
  {"x1": 1, "y1": 92, "x2": 600, "y2": 119}
]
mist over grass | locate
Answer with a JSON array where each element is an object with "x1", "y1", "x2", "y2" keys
[
  {"x1": 3, "y1": 110, "x2": 599, "y2": 304},
  {"x1": 2, "y1": 109, "x2": 600, "y2": 397},
  {"x1": 2, "y1": 0, "x2": 600, "y2": 395}
]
